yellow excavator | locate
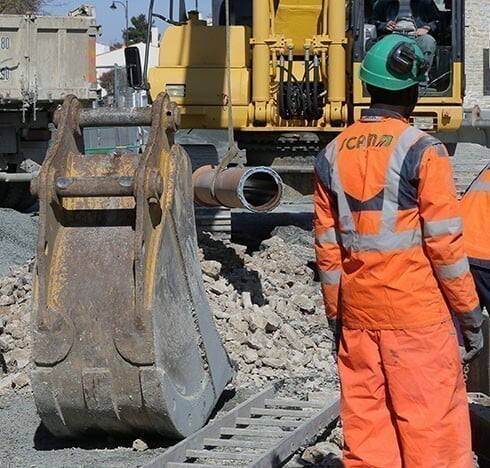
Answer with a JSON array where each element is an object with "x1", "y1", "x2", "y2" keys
[
  {"x1": 31, "y1": 0, "x2": 480, "y2": 439},
  {"x1": 142, "y1": 0, "x2": 465, "y2": 196}
]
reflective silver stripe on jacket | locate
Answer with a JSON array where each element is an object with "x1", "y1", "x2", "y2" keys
[
  {"x1": 316, "y1": 228, "x2": 339, "y2": 245},
  {"x1": 328, "y1": 126, "x2": 424, "y2": 252},
  {"x1": 326, "y1": 140, "x2": 357, "y2": 239},
  {"x1": 319, "y1": 269, "x2": 342, "y2": 285},
  {"x1": 469, "y1": 181, "x2": 490, "y2": 193},
  {"x1": 423, "y1": 217, "x2": 463, "y2": 237},
  {"x1": 380, "y1": 126, "x2": 424, "y2": 232},
  {"x1": 436, "y1": 256, "x2": 470, "y2": 280},
  {"x1": 350, "y1": 228, "x2": 422, "y2": 252}
]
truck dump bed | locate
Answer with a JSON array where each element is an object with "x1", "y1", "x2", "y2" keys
[{"x1": 0, "y1": 12, "x2": 98, "y2": 107}]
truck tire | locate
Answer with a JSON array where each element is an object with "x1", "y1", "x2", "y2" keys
[{"x1": 0, "y1": 182, "x2": 37, "y2": 212}]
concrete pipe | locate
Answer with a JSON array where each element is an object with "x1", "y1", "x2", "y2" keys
[{"x1": 193, "y1": 165, "x2": 284, "y2": 213}]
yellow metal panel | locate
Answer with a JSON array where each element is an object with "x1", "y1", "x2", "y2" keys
[
  {"x1": 159, "y1": 24, "x2": 251, "y2": 68},
  {"x1": 149, "y1": 67, "x2": 250, "y2": 107},
  {"x1": 239, "y1": 124, "x2": 346, "y2": 132},
  {"x1": 353, "y1": 62, "x2": 365, "y2": 104},
  {"x1": 353, "y1": 105, "x2": 463, "y2": 132},
  {"x1": 178, "y1": 106, "x2": 250, "y2": 129},
  {"x1": 251, "y1": 0, "x2": 271, "y2": 123},
  {"x1": 275, "y1": 0, "x2": 323, "y2": 53}
]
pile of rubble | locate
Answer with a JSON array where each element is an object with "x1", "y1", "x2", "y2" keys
[
  {"x1": 199, "y1": 226, "x2": 337, "y2": 389},
  {"x1": 0, "y1": 261, "x2": 33, "y2": 396},
  {"x1": 0, "y1": 226, "x2": 337, "y2": 397}
]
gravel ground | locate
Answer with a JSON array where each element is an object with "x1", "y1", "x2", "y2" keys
[
  {"x1": 0, "y1": 137, "x2": 488, "y2": 467},
  {"x1": 0, "y1": 393, "x2": 169, "y2": 468},
  {"x1": 0, "y1": 209, "x2": 37, "y2": 276},
  {"x1": 0, "y1": 222, "x2": 340, "y2": 466},
  {"x1": 0, "y1": 385, "x2": 263, "y2": 468}
]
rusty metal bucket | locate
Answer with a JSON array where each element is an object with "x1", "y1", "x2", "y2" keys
[{"x1": 30, "y1": 94, "x2": 234, "y2": 438}]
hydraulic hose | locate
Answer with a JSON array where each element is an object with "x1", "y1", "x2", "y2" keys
[
  {"x1": 304, "y1": 48, "x2": 313, "y2": 121},
  {"x1": 312, "y1": 53, "x2": 323, "y2": 120},
  {"x1": 279, "y1": 53, "x2": 286, "y2": 119},
  {"x1": 286, "y1": 46, "x2": 294, "y2": 118}
]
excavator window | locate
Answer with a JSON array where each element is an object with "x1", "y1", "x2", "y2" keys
[
  {"x1": 213, "y1": 0, "x2": 279, "y2": 28},
  {"x1": 213, "y1": 0, "x2": 252, "y2": 27},
  {"x1": 360, "y1": 0, "x2": 461, "y2": 96}
]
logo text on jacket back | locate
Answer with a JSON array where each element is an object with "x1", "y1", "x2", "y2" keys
[{"x1": 339, "y1": 134, "x2": 394, "y2": 151}]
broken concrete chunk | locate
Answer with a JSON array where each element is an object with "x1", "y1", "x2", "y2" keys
[
  {"x1": 201, "y1": 260, "x2": 221, "y2": 279},
  {"x1": 132, "y1": 438, "x2": 149, "y2": 451},
  {"x1": 241, "y1": 291, "x2": 253, "y2": 309},
  {"x1": 209, "y1": 279, "x2": 229, "y2": 295},
  {"x1": 290, "y1": 294, "x2": 315, "y2": 314},
  {"x1": 242, "y1": 349, "x2": 258, "y2": 364}
]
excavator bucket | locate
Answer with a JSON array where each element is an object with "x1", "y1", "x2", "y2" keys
[{"x1": 30, "y1": 94, "x2": 234, "y2": 438}]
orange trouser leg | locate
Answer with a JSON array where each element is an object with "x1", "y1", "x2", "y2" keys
[
  {"x1": 380, "y1": 321, "x2": 472, "y2": 468},
  {"x1": 338, "y1": 329, "x2": 403, "y2": 468}
]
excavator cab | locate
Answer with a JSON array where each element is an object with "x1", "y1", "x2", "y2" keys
[{"x1": 353, "y1": 0, "x2": 465, "y2": 131}]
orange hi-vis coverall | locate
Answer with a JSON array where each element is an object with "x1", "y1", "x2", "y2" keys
[
  {"x1": 460, "y1": 162, "x2": 490, "y2": 265},
  {"x1": 461, "y1": 162, "x2": 490, "y2": 309},
  {"x1": 314, "y1": 108, "x2": 480, "y2": 467}
]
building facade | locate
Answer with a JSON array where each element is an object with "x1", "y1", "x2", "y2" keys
[{"x1": 464, "y1": 0, "x2": 490, "y2": 107}]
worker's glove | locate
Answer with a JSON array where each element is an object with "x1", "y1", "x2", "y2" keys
[
  {"x1": 460, "y1": 327, "x2": 484, "y2": 364},
  {"x1": 327, "y1": 317, "x2": 342, "y2": 359},
  {"x1": 455, "y1": 307, "x2": 484, "y2": 364}
]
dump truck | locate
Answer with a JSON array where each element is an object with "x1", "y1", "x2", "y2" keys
[
  {"x1": 30, "y1": 0, "x2": 489, "y2": 439},
  {"x1": 0, "y1": 6, "x2": 98, "y2": 210}
]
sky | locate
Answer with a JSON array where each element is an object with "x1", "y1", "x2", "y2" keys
[{"x1": 48, "y1": 0, "x2": 213, "y2": 45}]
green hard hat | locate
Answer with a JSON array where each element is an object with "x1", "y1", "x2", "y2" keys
[{"x1": 359, "y1": 34, "x2": 428, "y2": 91}]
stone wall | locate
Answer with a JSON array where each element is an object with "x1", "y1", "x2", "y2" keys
[{"x1": 464, "y1": 0, "x2": 490, "y2": 107}]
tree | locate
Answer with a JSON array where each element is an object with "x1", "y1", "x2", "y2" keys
[
  {"x1": 0, "y1": 0, "x2": 43, "y2": 13},
  {"x1": 99, "y1": 70, "x2": 115, "y2": 96},
  {"x1": 110, "y1": 41, "x2": 123, "y2": 51},
  {"x1": 0, "y1": 0, "x2": 63, "y2": 14},
  {"x1": 123, "y1": 14, "x2": 151, "y2": 45}
]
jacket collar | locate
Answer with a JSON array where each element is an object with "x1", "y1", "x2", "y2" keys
[{"x1": 361, "y1": 108, "x2": 407, "y2": 121}]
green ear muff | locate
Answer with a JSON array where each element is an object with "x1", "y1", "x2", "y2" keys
[{"x1": 387, "y1": 42, "x2": 429, "y2": 77}]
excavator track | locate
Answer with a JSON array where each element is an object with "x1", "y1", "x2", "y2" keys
[{"x1": 30, "y1": 94, "x2": 234, "y2": 438}]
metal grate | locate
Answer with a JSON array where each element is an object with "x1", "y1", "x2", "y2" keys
[{"x1": 145, "y1": 385, "x2": 340, "y2": 467}]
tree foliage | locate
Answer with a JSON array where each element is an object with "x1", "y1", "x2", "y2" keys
[
  {"x1": 123, "y1": 14, "x2": 150, "y2": 45},
  {"x1": 110, "y1": 41, "x2": 123, "y2": 51},
  {"x1": 99, "y1": 70, "x2": 115, "y2": 96},
  {"x1": 0, "y1": 0, "x2": 44, "y2": 14}
]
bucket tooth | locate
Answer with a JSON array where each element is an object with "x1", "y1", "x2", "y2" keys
[{"x1": 31, "y1": 94, "x2": 234, "y2": 438}]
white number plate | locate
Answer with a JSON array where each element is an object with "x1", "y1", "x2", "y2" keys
[
  {"x1": 0, "y1": 68, "x2": 10, "y2": 81},
  {"x1": 0, "y1": 36, "x2": 10, "y2": 50}
]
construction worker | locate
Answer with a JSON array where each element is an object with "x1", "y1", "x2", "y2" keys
[
  {"x1": 461, "y1": 163, "x2": 490, "y2": 311},
  {"x1": 314, "y1": 34, "x2": 483, "y2": 467},
  {"x1": 371, "y1": 0, "x2": 439, "y2": 72}
]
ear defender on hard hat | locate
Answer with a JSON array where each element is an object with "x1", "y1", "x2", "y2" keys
[{"x1": 387, "y1": 41, "x2": 429, "y2": 78}]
